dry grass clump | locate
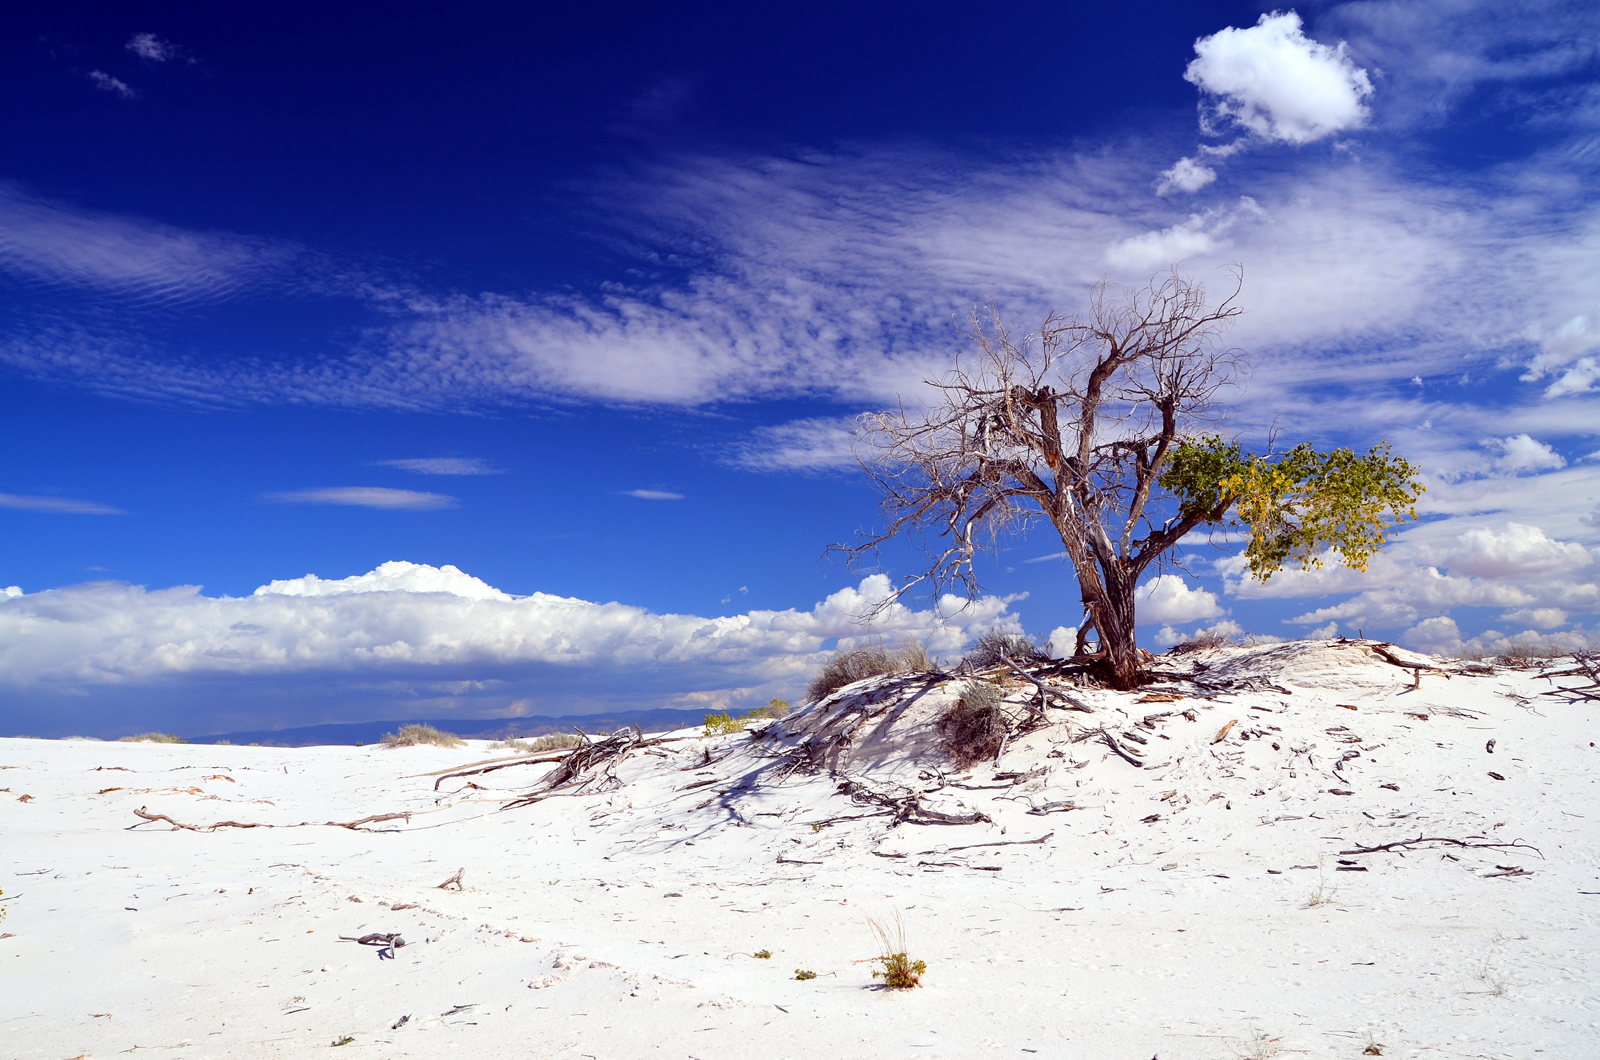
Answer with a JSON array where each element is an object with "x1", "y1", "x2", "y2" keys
[
  {"x1": 380, "y1": 724, "x2": 465, "y2": 748},
  {"x1": 118, "y1": 732, "x2": 187, "y2": 744},
  {"x1": 1495, "y1": 640, "x2": 1569, "y2": 666},
  {"x1": 1169, "y1": 629, "x2": 1232, "y2": 654},
  {"x1": 804, "y1": 642, "x2": 932, "y2": 704},
  {"x1": 937, "y1": 680, "x2": 1006, "y2": 766},
  {"x1": 494, "y1": 733, "x2": 584, "y2": 753},
  {"x1": 960, "y1": 629, "x2": 1048, "y2": 670},
  {"x1": 867, "y1": 913, "x2": 926, "y2": 989}
]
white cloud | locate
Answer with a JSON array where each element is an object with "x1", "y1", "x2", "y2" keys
[
  {"x1": 1104, "y1": 217, "x2": 1218, "y2": 271},
  {"x1": 89, "y1": 71, "x2": 136, "y2": 99},
  {"x1": 0, "y1": 493, "x2": 123, "y2": 515},
  {"x1": 0, "y1": 566, "x2": 1021, "y2": 716},
  {"x1": 1501, "y1": 606, "x2": 1569, "y2": 629},
  {"x1": 376, "y1": 457, "x2": 499, "y2": 475},
  {"x1": 1134, "y1": 574, "x2": 1224, "y2": 625},
  {"x1": 1156, "y1": 156, "x2": 1217, "y2": 195},
  {"x1": 1309, "y1": 621, "x2": 1339, "y2": 639},
  {"x1": 0, "y1": 184, "x2": 290, "y2": 305},
  {"x1": 1482, "y1": 434, "x2": 1566, "y2": 473},
  {"x1": 1185, "y1": 12, "x2": 1373, "y2": 145},
  {"x1": 254, "y1": 561, "x2": 509, "y2": 601},
  {"x1": 1402, "y1": 615, "x2": 1461, "y2": 653},
  {"x1": 728, "y1": 417, "x2": 859, "y2": 472},
  {"x1": 126, "y1": 33, "x2": 177, "y2": 62},
  {"x1": 624, "y1": 489, "x2": 684, "y2": 500},
  {"x1": 1425, "y1": 522, "x2": 1592, "y2": 579},
  {"x1": 265, "y1": 487, "x2": 457, "y2": 510}
]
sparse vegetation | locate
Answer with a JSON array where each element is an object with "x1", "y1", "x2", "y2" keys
[
  {"x1": 746, "y1": 697, "x2": 791, "y2": 720},
  {"x1": 867, "y1": 913, "x2": 926, "y2": 989},
  {"x1": 703, "y1": 712, "x2": 748, "y2": 736},
  {"x1": 494, "y1": 733, "x2": 584, "y2": 753},
  {"x1": 1470, "y1": 958, "x2": 1508, "y2": 997},
  {"x1": 118, "y1": 732, "x2": 187, "y2": 744},
  {"x1": 793, "y1": 968, "x2": 817, "y2": 980},
  {"x1": 1230, "y1": 1028, "x2": 1281, "y2": 1059},
  {"x1": 1360, "y1": 1029, "x2": 1383, "y2": 1055},
  {"x1": 937, "y1": 679, "x2": 1006, "y2": 766},
  {"x1": 804, "y1": 641, "x2": 933, "y2": 704},
  {"x1": 1306, "y1": 857, "x2": 1338, "y2": 908},
  {"x1": 960, "y1": 629, "x2": 1047, "y2": 670},
  {"x1": 1170, "y1": 629, "x2": 1231, "y2": 654},
  {"x1": 379, "y1": 724, "x2": 465, "y2": 748},
  {"x1": 754, "y1": 949, "x2": 771, "y2": 959}
]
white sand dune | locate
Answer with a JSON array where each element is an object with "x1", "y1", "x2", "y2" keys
[{"x1": 4, "y1": 641, "x2": 1597, "y2": 1058}]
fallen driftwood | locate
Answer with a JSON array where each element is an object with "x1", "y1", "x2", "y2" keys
[
  {"x1": 1339, "y1": 835, "x2": 1543, "y2": 859},
  {"x1": 832, "y1": 778, "x2": 992, "y2": 827},
  {"x1": 502, "y1": 727, "x2": 645, "y2": 810},
  {"x1": 436, "y1": 867, "x2": 465, "y2": 890},
  {"x1": 133, "y1": 807, "x2": 412, "y2": 832}
]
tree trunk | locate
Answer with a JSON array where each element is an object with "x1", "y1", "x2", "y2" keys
[{"x1": 1082, "y1": 567, "x2": 1143, "y2": 691}]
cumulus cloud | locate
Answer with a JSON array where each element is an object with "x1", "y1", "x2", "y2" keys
[
  {"x1": 1134, "y1": 575, "x2": 1224, "y2": 625},
  {"x1": 0, "y1": 564, "x2": 1023, "y2": 728},
  {"x1": 376, "y1": 457, "x2": 500, "y2": 475},
  {"x1": 265, "y1": 487, "x2": 457, "y2": 510},
  {"x1": 624, "y1": 489, "x2": 684, "y2": 500},
  {"x1": 0, "y1": 493, "x2": 123, "y2": 515},
  {"x1": 1424, "y1": 522, "x2": 1592, "y2": 579},
  {"x1": 1156, "y1": 157, "x2": 1217, "y2": 195},
  {"x1": 1402, "y1": 614, "x2": 1461, "y2": 653},
  {"x1": 1185, "y1": 11, "x2": 1373, "y2": 145},
  {"x1": 1482, "y1": 434, "x2": 1566, "y2": 473},
  {"x1": 89, "y1": 71, "x2": 136, "y2": 99},
  {"x1": 1500, "y1": 606, "x2": 1569, "y2": 629}
]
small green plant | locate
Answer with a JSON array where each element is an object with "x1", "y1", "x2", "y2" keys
[
  {"x1": 703, "y1": 712, "x2": 749, "y2": 736},
  {"x1": 753, "y1": 949, "x2": 772, "y2": 959},
  {"x1": 118, "y1": 732, "x2": 187, "y2": 744},
  {"x1": 1306, "y1": 856, "x2": 1337, "y2": 908},
  {"x1": 793, "y1": 968, "x2": 817, "y2": 980},
  {"x1": 745, "y1": 698, "x2": 792, "y2": 720},
  {"x1": 331, "y1": 1035, "x2": 354, "y2": 1047},
  {"x1": 1, "y1": 887, "x2": 8, "y2": 926},
  {"x1": 495, "y1": 733, "x2": 583, "y2": 753},
  {"x1": 379, "y1": 724, "x2": 465, "y2": 748},
  {"x1": 867, "y1": 913, "x2": 926, "y2": 989}
]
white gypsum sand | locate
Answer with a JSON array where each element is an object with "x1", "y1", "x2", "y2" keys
[{"x1": 3, "y1": 641, "x2": 1598, "y2": 1058}]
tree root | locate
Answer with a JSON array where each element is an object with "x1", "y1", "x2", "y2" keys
[
  {"x1": 132, "y1": 807, "x2": 411, "y2": 832},
  {"x1": 1339, "y1": 835, "x2": 1544, "y2": 859}
]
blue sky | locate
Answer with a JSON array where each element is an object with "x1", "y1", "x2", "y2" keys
[{"x1": 3, "y1": 1, "x2": 1598, "y2": 737}]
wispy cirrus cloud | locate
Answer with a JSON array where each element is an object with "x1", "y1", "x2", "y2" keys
[
  {"x1": 623, "y1": 489, "x2": 684, "y2": 500},
  {"x1": 376, "y1": 457, "x2": 501, "y2": 475},
  {"x1": 0, "y1": 492, "x2": 123, "y2": 514},
  {"x1": 265, "y1": 487, "x2": 457, "y2": 510}
]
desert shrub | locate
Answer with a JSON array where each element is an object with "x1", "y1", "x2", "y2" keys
[
  {"x1": 380, "y1": 724, "x2": 464, "y2": 748},
  {"x1": 937, "y1": 680, "x2": 1006, "y2": 766},
  {"x1": 1496, "y1": 640, "x2": 1568, "y2": 666},
  {"x1": 960, "y1": 629, "x2": 1048, "y2": 670},
  {"x1": 62, "y1": 735, "x2": 104, "y2": 742},
  {"x1": 118, "y1": 732, "x2": 187, "y2": 744},
  {"x1": 1170, "y1": 629, "x2": 1231, "y2": 654},
  {"x1": 804, "y1": 642, "x2": 934, "y2": 704},
  {"x1": 745, "y1": 697, "x2": 792, "y2": 720},
  {"x1": 868, "y1": 914, "x2": 926, "y2": 989},
  {"x1": 793, "y1": 968, "x2": 817, "y2": 980},
  {"x1": 753, "y1": 949, "x2": 772, "y2": 959},
  {"x1": 703, "y1": 712, "x2": 749, "y2": 736}
]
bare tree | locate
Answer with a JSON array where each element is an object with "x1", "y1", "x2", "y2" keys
[{"x1": 843, "y1": 269, "x2": 1419, "y2": 690}]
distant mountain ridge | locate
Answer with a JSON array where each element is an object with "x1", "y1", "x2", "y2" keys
[{"x1": 196, "y1": 709, "x2": 713, "y2": 747}]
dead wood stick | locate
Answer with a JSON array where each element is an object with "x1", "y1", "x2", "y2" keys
[
  {"x1": 133, "y1": 806, "x2": 266, "y2": 831},
  {"x1": 1099, "y1": 729, "x2": 1144, "y2": 768},
  {"x1": 437, "y1": 868, "x2": 465, "y2": 890},
  {"x1": 328, "y1": 813, "x2": 412, "y2": 830},
  {"x1": 1212, "y1": 718, "x2": 1238, "y2": 744},
  {"x1": 915, "y1": 832, "x2": 1053, "y2": 854},
  {"x1": 1003, "y1": 659, "x2": 1093, "y2": 713},
  {"x1": 1339, "y1": 835, "x2": 1543, "y2": 859}
]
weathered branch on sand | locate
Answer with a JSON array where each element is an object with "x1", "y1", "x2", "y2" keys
[
  {"x1": 501, "y1": 727, "x2": 645, "y2": 810},
  {"x1": 133, "y1": 806, "x2": 412, "y2": 832},
  {"x1": 835, "y1": 778, "x2": 992, "y2": 827},
  {"x1": 1339, "y1": 835, "x2": 1543, "y2": 859},
  {"x1": 1097, "y1": 729, "x2": 1145, "y2": 768}
]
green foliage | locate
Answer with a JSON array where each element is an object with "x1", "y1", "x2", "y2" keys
[
  {"x1": 868, "y1": 913, "x2": 926, "y2": 989},
  {"x1": 794, "y1": 968, "x2": 817, "y2": 980},
  {"x1": 1161, "y1": 436, "x2": 1423, "y2": 582},
  {"x1": 703, "y1": 712, "x2": 749, "y2": 736},
  {"x1": 745, "y1": 697, "x2": 792, "y2": 720},
  {"x1": 379, "y1": 724, "x2": 465, "y2": 748},
  {"x1": 118, "y1": 732, "x2": 187, "y2": 744},
  {"x1": 754, "y1": 949, "x2": 772, "y2": 959}
]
